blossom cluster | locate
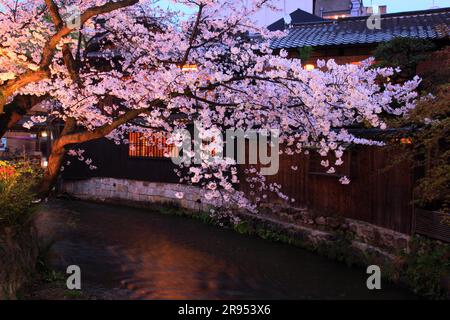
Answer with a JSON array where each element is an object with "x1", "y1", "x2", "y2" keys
[{"x1": 1, "y1": 0, "x2": 421, "y2": 216}]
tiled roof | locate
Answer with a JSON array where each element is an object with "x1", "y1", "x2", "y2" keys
[{"x1": 271, "y1": 8, "x2": 450, "y2": 49}]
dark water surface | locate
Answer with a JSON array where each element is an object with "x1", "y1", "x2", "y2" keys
[{"x1": 35, "y1": 200, "x2": 416, "y2": 300}]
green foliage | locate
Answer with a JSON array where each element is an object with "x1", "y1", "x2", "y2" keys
[
  {"x1": 64, "y1": 290, "x2": 85, "y2": 299},
  {"x1": 373, "y1": 37, "x2": 435, "y2": 79},
  {"x1": 317, "y1": 231, "x2": 358, "y2": 267},
  {"x1": 409, "y1": 85, "x2": 450, "y2": 213},
  {"x1": 392, "y1": 83, "x2": 450, "y2": 213},
  {"x1": 402, "y1": 236, "x2": 450, "y2": 299},
  {"x1": 297, "y1": 46, "x2": 314, "y2": 62},
  {"x1": 156, "y1": 204, "x2": 216, "y2": 225},
  {"x1": 375, "y1": 38, "x2": 449, "y2": 214},
  {"x1": 234, "y1": 221, "x2": 254, "y2": 235},
  {"x1": 0, "y1": 160, "x2": 42, "y2": 226},
  {"x1": 234, "y1": 221, "x2": 299, "y2": 245},
  {"x1": 35, "y1": 238, "x2": 58, "y2": 281},
  {"x1": 195, "y1": 211, "x2": 215, "y2": 225},
  {"x1": 256, "y1": 226, "x2": 293, "y2": 243}
]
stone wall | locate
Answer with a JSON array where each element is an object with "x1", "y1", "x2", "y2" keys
[
  {"x1": 61, "y1": 178, "x2": 216, "y2": 212},
  {"x1": 262, "y1": 205, "x2": 410, "y2": 255},
  {"x1": 0, "y1": 223, "x2": 39, "y2": 300}
]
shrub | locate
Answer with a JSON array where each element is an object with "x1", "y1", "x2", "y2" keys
[
  {"x1": 375, "y1": 38, "x2": 449, "y2": 214},
  {"x1": 0, "y1": 160, "x2": 41, "y2": 226},
  {"x1": 408, "y1": 85, "x2": 450, "y2": 214},
  {"x1": 402, "y1": 236, "x2": 450, "y2": 299},
  {"x1": 373, "y1": 37, "x2": 435, "y2": 80}
]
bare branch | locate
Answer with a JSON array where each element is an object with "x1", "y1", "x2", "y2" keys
[{"x1": 180, "y1": 3, "x2": 204, "y2": 66}]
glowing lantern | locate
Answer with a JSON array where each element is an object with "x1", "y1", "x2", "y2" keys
[{"x1": 41, "y1": 158, "x2": 48, "y2": 168}]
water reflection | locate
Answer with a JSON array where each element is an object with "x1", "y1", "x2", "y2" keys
[{"x1": 35, "y1": 200, "x2": 415, "y2": 300}]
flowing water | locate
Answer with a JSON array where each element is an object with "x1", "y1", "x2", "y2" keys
[{"x1": 35, "y1": 200, "x2": 416, "y2": 300}]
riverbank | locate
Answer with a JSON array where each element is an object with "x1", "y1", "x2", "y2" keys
[
  {"x1": 57, "y1": 194, "x2": 450, "y2": 299},
  {"x1": 0, "y1": 222, "x2": 39, "y2": 300},
  {"x1": 21, "y1": 276, "x2": 131, "y2": 300},
  {"x1": 31, "y1": 199, "x2": 417, "y2": 300},
  {"x1": 58, "y1": 177, "x2": 450, "y2": 298}
]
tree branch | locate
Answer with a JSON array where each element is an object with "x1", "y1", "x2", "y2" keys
[
  {"x1": 180, "y1": 3, "x2": 204, "y2": 66},
  {"x1": 45, "y1": 0, "x2": 81, "y2": 83},
  {"x1": 0, "y1": 0, "x2": 138, "y2": 113},
  {"x1": 54, "y1": 99, "x2": 165, "y2": 148}
]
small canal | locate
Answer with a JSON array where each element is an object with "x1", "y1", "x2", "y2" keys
[{"x1": 35, "y1": 200, "x2": 415, "y2": 300}]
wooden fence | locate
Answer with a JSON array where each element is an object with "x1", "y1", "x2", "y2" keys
[
  {"x1": 414, "y1": 209, "x2": 450, "y2": 242},
  {"x1": 239, "y1": 145, "x2": 415, "y2": 235},
  {"x1": 64, "y1": 138, "x2": 450, "y2": 240}
]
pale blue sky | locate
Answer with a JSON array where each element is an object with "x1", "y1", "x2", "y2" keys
[
  {"x1": 156, "y1": 0, "x2": 450, "y2": 14},
  {"x1": 363, "y1": 0, "x2": 450, "y2": 13}
]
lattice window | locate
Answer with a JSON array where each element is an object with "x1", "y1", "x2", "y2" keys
[{"x1": 128, "y1": 132, "x2": 179, "y2": 158}]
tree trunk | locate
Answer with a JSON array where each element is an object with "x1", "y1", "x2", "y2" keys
[
  {"x1": 35, "y1": 100, "x2": 161, "y2": 197},
  {"x1": 38, "y1": 145, "x2": 66, "y2": 198},
  {"x1": 0, "y1": 92, "x2": 6, "y2": 118},
  {"x1": 38, "y1": 118, "x2": 76, "y2": 198}
]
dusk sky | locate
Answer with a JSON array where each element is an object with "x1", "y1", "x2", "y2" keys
[
  {"x1": 157, "y1": 0, "x2": 450, "y2": 14},
  {"x1": 363, "y1": 0, "x2": 450, "y2": 12}
]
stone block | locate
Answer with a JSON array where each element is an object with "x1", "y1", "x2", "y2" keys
[
  {"x1": 117, "y1": 185, "x2": 128, "y2": 193},
  {"x1": 315, "y1": 216, "x2": 327, "y2": 225}
]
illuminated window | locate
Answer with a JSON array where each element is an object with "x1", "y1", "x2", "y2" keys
[
  {"x1": 323, "y1": 13, "x2": 350, "y2": 20},
  {"x1": 128, "y1": 132, "x2": 179, "y2": 158},
  {"x1": 400, "y1": 137, "x2": 413, "y2": 145},
  {"x1": 181, "y1": 64, "x2": 198, "y2": 72},
  {"x1": 304, "y1": 64, "x2": 315, "y2": 71}
]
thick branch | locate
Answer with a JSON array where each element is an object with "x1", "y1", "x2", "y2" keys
[
  {"x1": 54, "y1": 99, "x2": 165, "y2": 149},
  {"x1": 39, "y1": 117, "x2": 77, "y2": 197},
  {"x1": 45, "y1": 0, "x2": 81, "y2": 83},
  {"x1": 39, "y1": 0, "x2": 138, "y2": 68},
  {"x1": 0, "y1": 0, "x2": 138, "y2": 113},
  {"x1": 38, "y1": 99, "x2": 164, "y2": 197},
  {"x1": 44, "y1": 0, "x2": 64, "y2": 28}
]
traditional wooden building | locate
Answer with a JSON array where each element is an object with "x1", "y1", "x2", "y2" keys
[
  {"x1": 271, "y1": 7, "x2": 449, "y2": 64},
  {"x1": 0, "y1": 112, "x2": 56, "y2": 169}
]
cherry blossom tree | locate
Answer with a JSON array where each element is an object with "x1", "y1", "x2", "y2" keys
[
  {"x1": 1, "y1": 0, "x2": 421, "y2": 209},
  {"x1": 0, "y1": 0, "x2": 141, "y2": 134}
]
